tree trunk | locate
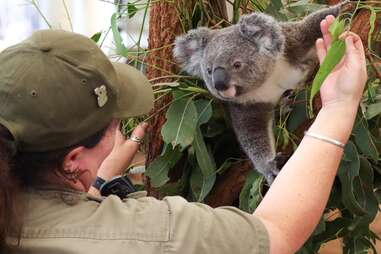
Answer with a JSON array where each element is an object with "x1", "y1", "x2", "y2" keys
[{"x1": 145, "y1": 1, "x2": 182, "y2": 196}]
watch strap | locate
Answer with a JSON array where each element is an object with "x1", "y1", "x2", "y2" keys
[{"x1": 92, "y1": 176, "x2": 106, "y2": 190}]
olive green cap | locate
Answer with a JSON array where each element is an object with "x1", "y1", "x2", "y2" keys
[{"x1": 0, "y1": 30, "x2": 154, "y2": 152}]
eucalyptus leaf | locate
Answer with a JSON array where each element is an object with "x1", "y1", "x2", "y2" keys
[
  {"x1": 309, "y1": 40, "x2": 346, "y2": 109},
  {"x1": 264, "y1": 0, "x2": 287, "y2": 21},
  {"x1": 338, "y1": 141, "x2": 367, "y2": 215},
  {"x1": 287, "y1": 90, "x2": 308, "y2": 132},
  {"x1": 111, "y1": 13, "x2": 129, "y2": 56},
  {"x1": 368, "y1": 7, "x2": 377, "y2": 50},
  {"x1": 353, "y1": 116, "x2": 379, "y2": 161},
  {"x1": 90, "y1": 31, "x2": 102, "y2": 43},
  {"x1": 145, "y1": 145, "x2": 182, "y2": 188},
  {"x1": 193, "y1": 127, "x2": 216, "y2": 176},
  {"x1": 127, "y1": 2, "x2": 138, "y2": 18},
  {"x1": 190, "y1": 165, "x2": 216, "y2": 202},
  {"x1": 239, "y1": 171, "x2": 263, "y2": 213},
  {"x1": 161, "y1": 97, "x2": 198, "y2": 149},
  {"x1": 195, "y1": 99, "x2": 213, "y2": 126},
  {"x1": 191, "y1": 3, "x2": 202, "y2": 29},
  {"x1": 329, "y1": 19, "x2": 345, "y2": 42},
  {"x1": 366, "y1": 102, "x2": 381, "y2": 120}
]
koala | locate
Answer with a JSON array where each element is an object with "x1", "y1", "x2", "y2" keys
[{"x1": 173, "y1": 2, "x2": 350, "y2": 184}]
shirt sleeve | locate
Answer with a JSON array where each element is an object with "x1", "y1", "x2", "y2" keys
[{"x1": 163, "y1": 196, "x2": 270, "y2": 254}]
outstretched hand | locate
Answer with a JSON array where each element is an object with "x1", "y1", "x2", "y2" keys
[
  {"x1": 88, "y1": 122, "x2": 148, "y2": 196},
  {"x1": 315, "y1": 15, "x2": 368, "y2": 108}
]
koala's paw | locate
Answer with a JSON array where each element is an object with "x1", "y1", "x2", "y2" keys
[
  {"x1": 258, "y1": 159, "x2": 280, "y2": 186},
  {"x1": 239, "y1": 13, "x2": 285, "y2": 54},
  {"x1": 263, "y1": 171, "x2": 277, "y2": 186},
  {"x1": 339, "y1": 0, "x2": 355, "y2": 13},
  {"x1": 275, "y1": 152, "x2": 290, "y2": 169}
]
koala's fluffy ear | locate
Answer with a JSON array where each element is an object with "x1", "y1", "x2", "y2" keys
[
  {"x1": 173, "y1": 27, "x2": 214, "y2": 77},
  {"x1": 239, "y1": 13, "x2": 285, "y2": 56}
]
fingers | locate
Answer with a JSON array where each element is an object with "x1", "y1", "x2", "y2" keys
[
  {"x1": 316, "y1": 38, "x2": 327, "y2": 64},
  {"x1": 130, "y1": 122, "x2": 148, "y2": 140},
  {"x1": 114, "y1": 122, "x2": 148, "y2": 148},
  {"x1": 317, "y1": 15, "x2": 336, "y2": 64},
  {"x1": 320, "y1": 15, "x2": 335, "y2": 49},
  {"x1": 339, "y1": 32, "x2": 364, "y2": 53},
  {"x1": 339, "y1": 32, "x2": 366, "y2": 64}
]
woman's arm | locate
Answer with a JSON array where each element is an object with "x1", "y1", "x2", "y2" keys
[
  {"x1": 88, "y1": 122, "x2": 148, "y2": 196},
  {"x1": 253, "y1": 16, "x2": 368, "y2": 254}
]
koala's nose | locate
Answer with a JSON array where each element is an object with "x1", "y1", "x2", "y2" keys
[{"x1": 213, "y1": 67, "x2": 230, "y2": 91}]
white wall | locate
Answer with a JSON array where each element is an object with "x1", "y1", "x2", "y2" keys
[{"x1": 0, "y1": 0, "x2": 149, "y2": 54}]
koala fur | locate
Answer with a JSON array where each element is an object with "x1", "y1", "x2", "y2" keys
[{"x1": 173, "y1": 2, "x2": 349, "y2": 184}]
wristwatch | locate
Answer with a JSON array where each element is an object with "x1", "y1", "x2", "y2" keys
[{"x1": 92, "y1": 175, "x2": 137, "y2": 199}]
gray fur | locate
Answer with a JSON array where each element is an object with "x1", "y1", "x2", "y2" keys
[{"x1": 174, "y1": 2, "x2": 348, "y2": 184}]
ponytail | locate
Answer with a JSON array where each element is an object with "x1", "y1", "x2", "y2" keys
[{"x1": 0, "y1": 126, "x2": 21, "y2": 251}]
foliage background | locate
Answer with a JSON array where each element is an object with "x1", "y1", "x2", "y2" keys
[{"x1": 32, "y1": 0, "x2": 381, "y2": 252}]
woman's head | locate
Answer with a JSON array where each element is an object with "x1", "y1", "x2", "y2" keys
[
  {"x1": 0, "y1": 29, "x2": 154, "y2": 250},
  {"x1": 0, "y1": 29, "x2": 153, "y2": 153}
]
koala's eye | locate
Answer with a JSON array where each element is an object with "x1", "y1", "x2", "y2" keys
[
  {"x1": 233, "y1": 61, "x2": 242, "y2": 69},
  {"x1": 207, "y1": 67, "x2": 212, "y2": 75}
]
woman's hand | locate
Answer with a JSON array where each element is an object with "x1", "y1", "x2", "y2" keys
[
  {"x1": 316, "y1": 15, "x2": 368, "y2": 108},
  {"x1": 97, "y1": 122, "x2": 148, "y2": 181},
  {"x1": 88, "y1": 122, "x2": 148, "y2": 196}
]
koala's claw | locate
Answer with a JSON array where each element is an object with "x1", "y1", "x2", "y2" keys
[
  {"x1": 275, "y1": 152, "x2": 290, "y2": 169},
  {"x1": 264, "y1": 171, "x2": 276, "y2": 186}
]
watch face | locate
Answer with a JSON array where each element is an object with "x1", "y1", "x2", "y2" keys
[{"x1": 100, "y1": 175, "x2": 137, "y2": 199}]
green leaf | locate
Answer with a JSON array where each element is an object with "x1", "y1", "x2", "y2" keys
[
  {"x1": 190, "y1": 165, "x2": 216, "y2": 202},
  {"x1": 239, "y1": 171, "x2": 263, "y2": 213},
  {"x1": 338, "y1": 141, "x2": 367, "y2": 215},
  {"x1": 352, "y1": 157, "x2": 378, "y2": 227},
  {"x1": 194, "y1": 99, "x2": 213, "y2": 126},
  {"x1": 192, "y1": 127, "x2": 216, "y2": 176},
  {"x1": 353, "y1": 115, "x2": 379, "y2": 161},
  {"x1": 161, "y1": 97, "x2": 198, "y2": 149},
  {"x1": 90, "y1": 32, "x2": 102, "y2": 43},
  {"x1": 264, "y1": 0, "x2": 287, "y2": 21},
  {"x1": 287, "y1": 90, "x2": 308, "y2": 132},
  {"x1": 309, "y1": 40, "x2": 346, "y2": 109},
  {"x1": 127, "y1": 3, "x2": 138, "y2": 18},
  {"x1": 366, "y1": 102, "x2": 381, "y2": 120},
  {"x1": 329, "y1": 19, "x2": 345, "y2": 42},
  {"x1": 313, "y1": 218, "x2": 351, "y2": 244},
  {"x1": 368, "y1": 7, "x2": 377, "y2": 50},
  {"x1": 313, "y1": 217, "x2": 326, "y2": 236},
  {"x1": 286, "y1": 1, "x2": 325, "y2": 15},
  {"x1": 191, "y1": 3, "x2": 202, "y2": 29},
  {"x1": 111, "y1": 13, "x2": 129, "y2": 56},
  {"x1": 204, "y1": 120, "x2": 226, "y2": 138},
  {"x1": 145, "y1": 145, "x2": 182, "y2": 188}
]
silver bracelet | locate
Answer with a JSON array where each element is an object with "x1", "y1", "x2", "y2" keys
[{"x1": 304, "y1": 131, "x2": 345, "y2": 148}]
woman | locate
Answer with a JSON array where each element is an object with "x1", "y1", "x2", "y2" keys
[{"x1": 0, "y1": 15, "x2": 367, "y2": 254}]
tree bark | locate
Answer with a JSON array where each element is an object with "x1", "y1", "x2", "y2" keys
[
  {"x1": 145, "y1": 1, "x2": 182, "y2": 196},
  {"x1": 206, "y1": 161, "x2": 252, "y2": 207}
]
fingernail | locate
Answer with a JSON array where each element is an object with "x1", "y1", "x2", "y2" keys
[{"x1": 346, "y1": 36, "x2": 353, "y2": 43}]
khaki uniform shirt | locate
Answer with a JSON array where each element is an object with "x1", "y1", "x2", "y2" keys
[{"x1": 10, "y1": 187, "x2": 269, "y2": 254}]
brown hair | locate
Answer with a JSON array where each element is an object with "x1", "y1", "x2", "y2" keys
[{"x1": 0, "y1": 124, "x2": 109, "y2": 251}]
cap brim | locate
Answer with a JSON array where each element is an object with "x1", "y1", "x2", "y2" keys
[{"x1": 112, "y1": 62, "x2": 154, "y2": 118}]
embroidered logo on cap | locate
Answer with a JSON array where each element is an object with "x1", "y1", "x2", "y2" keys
[{"x1": 94, "y1": 85, "x2": 108, "y2": 107}]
